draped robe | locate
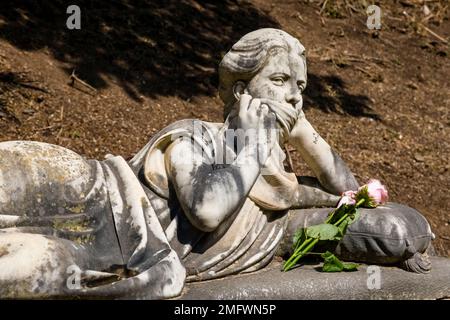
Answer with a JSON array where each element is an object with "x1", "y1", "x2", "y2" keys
[{"x1": 0, "y1": 116, "x2": 299, "y2": 298}]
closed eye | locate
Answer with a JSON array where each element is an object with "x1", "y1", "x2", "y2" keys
[
  {"x1": 271, "y1": 73, "x2": 289, "y2": 86},
  {"x1": 272, "y1": 78, "x2": 284, "y2": 86}
]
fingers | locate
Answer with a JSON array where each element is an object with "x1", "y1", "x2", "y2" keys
[
  {"x1": 249, "y1": 98, "x2": 261, "y2": 115},
  {"x1": 258, "y1": 103, "x2": 270, "y2": 123},
  {"x1": 259, "y1": 103, "x2": 276, "y2": 125},
  {"x1": 259, "y1": 103, "x2": 269, "y2": 115},
  {"x1": 238, "y1": 95, "x2": 276, "y2": 130},
  {"x1": 259, "y1": 98, "x2": 285, "y2": 112},
  {"x1": 238, "y1": 94, "x2": 252, "y2": 117}
]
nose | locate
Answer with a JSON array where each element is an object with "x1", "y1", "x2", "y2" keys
[{"x1": 285, "y1": 87, "x2": 302, "y2": 106}]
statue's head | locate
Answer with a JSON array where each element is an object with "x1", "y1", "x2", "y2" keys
[{"x1": 219, "y1": 28, "x2": 307, "y2": 128}]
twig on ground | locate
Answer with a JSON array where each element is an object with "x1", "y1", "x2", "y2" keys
[
  {"x1": 403, "y1": 11, "x2": 448, "y2": 44},
  {"x1": 0, "y1": 106, "x2": 21, "y2": 124},
  {"x1": 36, "y1": 124, "x2": 66, "y2": 132},
  {"x1": 344, "y1": 56, "x2": 386, "y2": 71},
  {"x1": 69, "y1": 70, "x2": 97, "y2": 94},
  {"x1": 346, "y1": 53, "x2": 389, "y2": 64},
  {"x1": 421, "y1": 24, "x2": 449, "y2": 44},
  {"x1": 343, "y1": 0, "x2": 353, "y2": 16},
  {"x1": 0, "y1": 71, "x2": 49, "y2": 94},
  {"x1": 57, "y1": 105, "x2": 65, "y2": 139},
  {"x1": 319, "y1": 0, "x2": 328, "y2": 15},
  {"x1": 314, "y1": 49, "x2": 389, "y2": 71},
  {"x1": 57, "y1": 127, "x2": 64, "y2": 139},
  {"x1": 354, "y1": 66, "x2": 373, "y2": 77},
  {"x1": 18, "y1": 82, "x2": 49, "y2": 93},
  {"x1": 344, "y1": 0, "x2": 360, "y2": 14}
]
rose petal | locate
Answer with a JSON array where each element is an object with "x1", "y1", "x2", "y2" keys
[
  {"x1": 337, "y1": 195, "x2": 356, "y2": 208},
  {"x1": 366, "y1": 179, "x2": 388, "y2": 205}
]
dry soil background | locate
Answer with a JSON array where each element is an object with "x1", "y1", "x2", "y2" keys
[{"x1": 0, "y1": 0, "x2": 449, "y2": 256}]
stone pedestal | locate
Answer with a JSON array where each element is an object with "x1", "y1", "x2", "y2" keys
[{"x1": 179, "y1": 257, "x2": 450, "y2": 300}]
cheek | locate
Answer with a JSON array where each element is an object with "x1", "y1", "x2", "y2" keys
[{"x1": 248, "y1": 82, "x2": 283, "y2": 100}]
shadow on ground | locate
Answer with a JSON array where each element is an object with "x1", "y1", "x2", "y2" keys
[
  {"x1": 303, "y1": 74, "x2": 379, "y2": 119},
  {"x1": 0, "y1": 0, "x2": 377, "y2": 118}
]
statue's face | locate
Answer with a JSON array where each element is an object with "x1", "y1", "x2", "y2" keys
[{"x1": 246, "y1": 48, "x2": 306, "y2": 113}]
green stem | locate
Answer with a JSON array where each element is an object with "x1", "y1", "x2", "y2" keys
[
  {"x1": 284, "y1": 198, "x2": 365, "y2": 272},
  {"x1": 333, "y1": 199, "x2": 365, "y2": 226},
  {"x1": 283, "y1": 238, "x2": 313, "y2": 271},
  {"x1": 294, "y1": 237, "x2": 311, "y2": 254},
  {"x1": 355, "y1": 198, "x2": 365, "y2": 208},
  {"x1": 333, "y1": 213, "x2": 349, "y2": 227},
  {"x1": 283, "y1": 238, "x2": 319, "y2": 271},
  {"x1": 301, "y1": 252, "x2": 323, "y2": 255},
  {"x1": 285, "y1": 232, "x2": 312, "y2": 265},
  {"x1": 324, "y1": 208, "x2": 336, "y2": 224}
]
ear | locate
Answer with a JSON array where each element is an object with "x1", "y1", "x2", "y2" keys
[{"x1": 232, "y1": 81, "x2": 247, "y2": 101}]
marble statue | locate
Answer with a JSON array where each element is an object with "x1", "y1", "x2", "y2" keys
[{"x1": 0, "y1": 29, "x2": 434, "y2": 299}]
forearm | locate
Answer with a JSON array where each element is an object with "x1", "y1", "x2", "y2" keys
[
  {"x1": 169, "y1": 141, "x2": 264, "y2": 232},
  {"x1": 289, "y1": 114, "x2": 359, "y2": 194},
  {"x1": 291, "y1": 177, "x2": 341, "y2": 209}
]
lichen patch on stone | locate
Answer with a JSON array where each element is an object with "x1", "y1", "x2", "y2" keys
[{"x1": 0, "y1": 246, "x2": 9, "y2": 258}]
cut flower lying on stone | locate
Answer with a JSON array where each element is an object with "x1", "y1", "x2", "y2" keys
[{"x1": 283, "y1": 179, "x2": 389, "y2": 272}]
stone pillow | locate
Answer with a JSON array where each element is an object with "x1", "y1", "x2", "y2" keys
[{"x1": 283, "y1": 202, "x2": 434, "y2": 273}]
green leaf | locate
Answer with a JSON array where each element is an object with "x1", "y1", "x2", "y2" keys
[
  {"x1": 321, "y1": 251, "x2": 344, "y2": 272},
  {"x1": 337, "y1": 222, "x2": 347, "y2": 239},
  {"x1": 306, "y1": 224, "x2": 340, "y2": 241},
  {"x1": 292, "y1": 228, "x2": 307, "y2": 251},
  {"x1": 342, "y1": 262, "x2": 359, "y2": 271},
  {"x1": 336, "y1": 207, "x2": 359, "y2": 234},
  {"x1": 348, "y1": 208, "x2": 360, "y2": 225},
  {"x1": 321, "y1": 251, "x2": 359, "y2": 272},
  {"x1": 333, "y1": 207, "x2": 360, "y2": 241}
]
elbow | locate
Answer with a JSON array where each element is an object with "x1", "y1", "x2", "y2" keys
[
  {"x1": 184, "y1": 203, "x2": 224, "y2": 232},
  {"x1": 181, "y1": 186, "x2": 239, "y2": 232},
  {"x1": 319, "y1": 151, "x2": 360, "y2": 194}
]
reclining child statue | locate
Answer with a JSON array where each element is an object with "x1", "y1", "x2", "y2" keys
[{"x1": 0, "y1": 28, "x2": 434, "y2": 299}]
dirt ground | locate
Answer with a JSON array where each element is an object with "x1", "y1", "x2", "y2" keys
[{"x1": 0, "y1": 0, "x2": 449, "y2": 256}]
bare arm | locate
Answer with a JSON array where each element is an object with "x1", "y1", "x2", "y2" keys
[
  {"x1": 166, "y1": 138, "x2": 261, "y2": 232},
  {"x1": 289, "y1": 111, "x2": 359, "y2": 195},
  {"x1": 166, "y1": 95, "x2": 274, "y2": 232},
  {"x1": 291, "y1": 177, "x2": 341, "y2": 208}
]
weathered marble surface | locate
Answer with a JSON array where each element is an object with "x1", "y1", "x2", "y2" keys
[
  {"x1": 179, "y1": 257, "x2": 450, "y2": 300},
  {"x1": 0, "y1": 28, "x2": 443, "y2": 299}
]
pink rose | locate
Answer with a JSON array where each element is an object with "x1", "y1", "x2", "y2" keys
[
  {"x1": 337, "y1": 190, "x2": 357, "y2": 208},
  {"x1": 362, "y1": 179, "x2": 388, "y2": 206}
]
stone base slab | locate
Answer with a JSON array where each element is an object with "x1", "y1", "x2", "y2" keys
[{"x1": 179, "y1": 257, "x2": 450, "y2": 300}]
